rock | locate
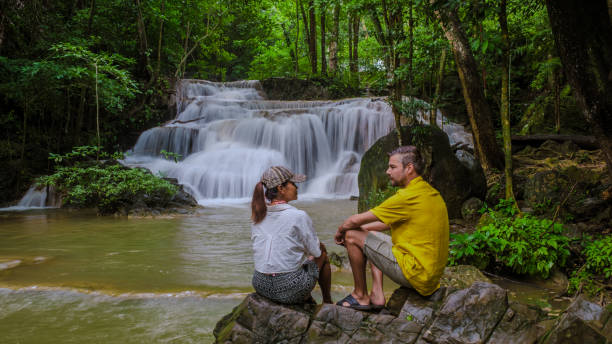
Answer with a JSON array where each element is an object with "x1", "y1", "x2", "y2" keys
[
  {"x1": 260, "y1": 77, "x2": 359, "y2": 100},
  {"x1": 214, "y1": 293, "x2": 313, "y2": 343},
  {"x1": 358, "y1": 125, "x2": 486, "y2": 218},
  {"x1": 214, "y1": 266, "x2": 609, "y2": 343},
  {"x1": 522, "y1": 269, "x2": 569, "y2": 298},
  {"x1": 541, "y1": 296, "x2": 612, "y2": 343},
  {"x1": 0, "y1": 259, "x2": 21, "y2": 271},
  {"x1": 439, "y1": 265, "x2": 491, "y2": 290},
  {"x1": 486, "y1": 302, "x2": 548, "y2": 344},
  {"x1": 420, "y1": 282, "x2": 508, "y2": 344},
  {"x1": 461, "y1": 197, "x2": 483, "y2": 222},
  {"x1": 522, "y1": 166, "x2": 609, "y2": 221}
]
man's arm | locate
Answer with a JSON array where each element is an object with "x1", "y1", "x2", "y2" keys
[
  {"x1": 361, "y1": 221, "x2": 389, "y2": 232},
  {"x1": 335, "y1": 211, "x2": 385, "y2": 245}
]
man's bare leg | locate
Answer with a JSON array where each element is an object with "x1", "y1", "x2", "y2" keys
[
  {"x1": 342, "y1": 229, "x2": 370, "y2": 306},
  {"x1": 369, "y1": 263, "x2": 385, "y2": 306}
]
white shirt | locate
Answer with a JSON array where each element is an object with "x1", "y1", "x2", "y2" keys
[{"x1": 251, "y1": 203, "x2": 322, "y2": 274}]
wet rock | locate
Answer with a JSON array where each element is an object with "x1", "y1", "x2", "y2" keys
[
  {"x1": 461, "y1": 197, "x2": 483, "y2": 222},
  {"x1": 439, "y1": 265, "x2": 491, "y2": 290},
  {"x1": 0, "y1": 259, "x2": 21, "y2": 271},
  {"x1": 523, "y1": 269, "x2": 569, "y2": 298},
  {"x1": 214, "y1": 293, "x2": 312, "y2": 343},
  {"x1": 419, "y1": 282, "x2": 508, "y2": 344},
  {"x1": 487, "y1": 302, "x2": 548, "y2": 344},
  {"x1": 358, "y1": 125, "x2": 486, "y2": 218},
  {"x1": 214, "y1": 266, "x2": 609, "y2": 343},
  {"x1": 541, "y1": 296, "x2": 612, "y2": 344},
  {"x1": 260, "y1": 77, "x2": 359, "y2": 100}
]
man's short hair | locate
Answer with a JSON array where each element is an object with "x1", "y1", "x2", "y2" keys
[{"x1": 389, "y1": 146, "x2": 424, "y2": 175}]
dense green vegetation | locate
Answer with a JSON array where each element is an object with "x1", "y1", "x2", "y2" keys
[
  {"x1": 569, "y1": 235, "x2": 612, "y2": 297},
  {"x1": 4, "y1": 0, "x2": 608, "y2": 204},
  {"x1": 449, "y1": 199, "x2": 571, "y2": 278},
  {"x1": 38, "y1": 146, "x2": 178, "y2": 214}
]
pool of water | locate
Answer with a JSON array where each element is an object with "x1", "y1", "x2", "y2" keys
[
  {"x1": 0, "y1": 200, "x2": 570, "y2": 343},
  {"x1": 0, "y1": 199, "x2": 394, "y2": 343}
]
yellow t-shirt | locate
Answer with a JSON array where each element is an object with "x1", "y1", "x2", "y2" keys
[{"x1": 370, "y1": 176, "x2": 449, "y2": 296}]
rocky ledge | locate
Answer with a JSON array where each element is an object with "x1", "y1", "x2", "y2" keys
[{"x1": 213, "y1": 266, "x2": 612, "y2": 343}]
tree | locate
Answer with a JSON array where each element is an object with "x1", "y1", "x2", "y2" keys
[
  {"x1": 431, "y1": 0, "x2": 504, "y2": 172},
  {"x1": 328, "y1": 1, "x2": 340, "y2": 74},
  {"x1": 546, "y1": 0, "x2": 612, "y2": 180},
  {"x1": 499, "y1": 0, "x2": 515, "y2": 201}
]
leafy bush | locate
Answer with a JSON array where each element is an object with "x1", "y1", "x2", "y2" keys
[
  {"x1": 39, "y1": 146, "x2": 178, "y2": 214},
  {"x1": 569, "y1": 235, "x2": 612, "y2": 296},
  {"x1": 449, "y1": 199, "x2": 571, "y2": 278},
  {"x1": 363, "y1": 182, "x2": 398, "y2": 210}
]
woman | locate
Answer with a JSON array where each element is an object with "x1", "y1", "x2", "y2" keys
[{"x1": 250, "y1": 166, "x2": 332, "y2": 304}]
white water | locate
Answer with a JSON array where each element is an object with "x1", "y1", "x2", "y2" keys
[{"x1": 121, "y1": 80, "x2": 472, "y2": 204}]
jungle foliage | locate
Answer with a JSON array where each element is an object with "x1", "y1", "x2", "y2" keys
[
  {"x1": 1, "y1": 0, "x2": 608, "y2": 204},
  {"x1": 38, "y1": 146, "x2": 178, "y2": 214},
  {"x1": 449, "y1": 199, "x2": 571, "y2": 278}
]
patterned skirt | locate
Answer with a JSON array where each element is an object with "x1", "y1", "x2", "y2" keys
[{"x1": 252, "y1": 260, "x2": 319, "y2": 304}]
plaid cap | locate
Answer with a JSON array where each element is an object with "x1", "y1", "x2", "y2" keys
[{"x1": 261, "y1": 166, "x2": 306, "y2": 189}]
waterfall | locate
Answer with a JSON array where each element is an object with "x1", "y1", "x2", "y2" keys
[
  {"x1": 119, "y1": 79, "x2": 472, "y2": 204},
  {"x1": 3, "y1": 185, "x2": 61, "y2": 210}
]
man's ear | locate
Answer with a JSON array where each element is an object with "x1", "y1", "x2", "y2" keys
[{"x1": 405, "y1": 163, "x2": 415, "y2": 175}]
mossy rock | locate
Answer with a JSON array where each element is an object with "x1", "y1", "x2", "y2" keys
[{"x1": 358, "y1": 125, "x2": 486, "y2": 218}]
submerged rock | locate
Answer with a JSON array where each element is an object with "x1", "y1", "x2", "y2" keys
[
  {"x1": 215, "y1": 265, "x2": 611, "y2": 343},
  {"x1": 0, "y1": 259, "x2": 21, "y2": 271}
]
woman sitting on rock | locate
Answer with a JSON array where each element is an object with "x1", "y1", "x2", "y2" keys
[{"x1": 250, "y1": 166, "x2": 332, "y2": 304}]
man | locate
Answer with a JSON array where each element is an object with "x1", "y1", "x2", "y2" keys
[{"x1": 335, "y1": 145, "x2": 449, "y2": 310}]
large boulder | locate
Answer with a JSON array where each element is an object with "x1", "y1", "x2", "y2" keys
[
  {"x1": 358, "y1": 125, "x2": 487, "y2": 218},
  {"x1": 214, "y1": 265, "x2": 612, "y2": 343},
  {"x1": 541, "y1": 296, "x2": 611, "y2": 344},
  {"x1": 260, "y1": 77, "x2": 359, "y2": 100}
]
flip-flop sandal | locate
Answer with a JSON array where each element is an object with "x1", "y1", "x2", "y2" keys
[
  {"x1": 336, "y1": 294, "x2": 372, "y2": 311},
  {"x1": 370, "y1": 303, "x2": 385, "y2": 311}
]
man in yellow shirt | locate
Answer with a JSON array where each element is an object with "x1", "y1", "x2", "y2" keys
[{"x1": 335, "y1": 146, "x2": 449, "y2": 310}]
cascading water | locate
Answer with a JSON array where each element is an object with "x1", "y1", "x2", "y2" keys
[{"x1": 122, "y1": 79, "x2": 472, "y2": 204}]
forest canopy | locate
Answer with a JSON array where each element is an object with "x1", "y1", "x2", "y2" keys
[{"x1": 1, "y1": 0, "x2": 611, "y2": 204}]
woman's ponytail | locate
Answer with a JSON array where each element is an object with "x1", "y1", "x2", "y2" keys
[{"x1": 251, "y1": 181, "x2": 267, "y2": 224}]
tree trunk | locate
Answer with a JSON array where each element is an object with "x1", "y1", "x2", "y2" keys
[
  {"x1": 433, "y1": 1, "x2": 504, "y2": 172},
  {"x1": 408, "y1": 0, "x2": 414, "y2": 91},
  {"x1": 546, "y1": 0, "x2": 612, "y2": 180},
  {"x1": 299, "y1": 1, "x2": 312, "y2": 70},
  {"x1": 295, "y1": 0, "x2": 300, "y2": 74},
  {"x1": 74, "y1": 87, "x2": 87, "y2": 144},
  {"x1": 281, "y1": 22, "x2": 297, "y2": 66},
  {"x1": 350, "y1": 14, "x2": 359, "y2": 86},
  {"x1": 135, "y1": 0, "x2": 151, "y2": 78},
  {"x1": 328, "y1": 2, "x2": 339, "y2": 74},
  {"x1": 155, "y1": 0, "x2": 165, "y2": 80},
  {"x1": 430, "y1": 46, "x2": 447, "y2": 127},
  {"x1": 553, "y1": 68, "x2": 561, "y2": 134},
  {"x1": 499, "y1": 0, "x2": 515, "y2": 201},
  {"x1": 308, "y1": 0, "x2": 317, "y2": 74},
  {"x1": 320, "y1": 1, "x2": 327, "y2": 76}
]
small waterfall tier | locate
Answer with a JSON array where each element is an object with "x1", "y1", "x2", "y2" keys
[{"x1": 122, "y1": 79, "x2": 471, "y2": 203}]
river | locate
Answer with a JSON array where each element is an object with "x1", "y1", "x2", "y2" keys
[{"x1": 1, "y1": 199, "x2": 398, "y2": 343}]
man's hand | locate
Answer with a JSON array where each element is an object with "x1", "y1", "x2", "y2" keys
[{"x1": 334, "y1": 227, "x2": 345, "y2": 246}]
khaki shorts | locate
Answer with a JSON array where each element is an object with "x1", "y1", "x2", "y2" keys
[{"x1": 364, "y1": 231, "x2": 413, "y2": 288}]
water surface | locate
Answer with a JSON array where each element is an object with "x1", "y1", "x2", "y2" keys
[{"x1": 0, "y1": 200, "x2": 378, "y2": 343}]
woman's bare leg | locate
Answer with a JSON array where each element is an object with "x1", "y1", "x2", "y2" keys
[{"x1": 314, "y1": 244, "x2": 332, "y2": 303}]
